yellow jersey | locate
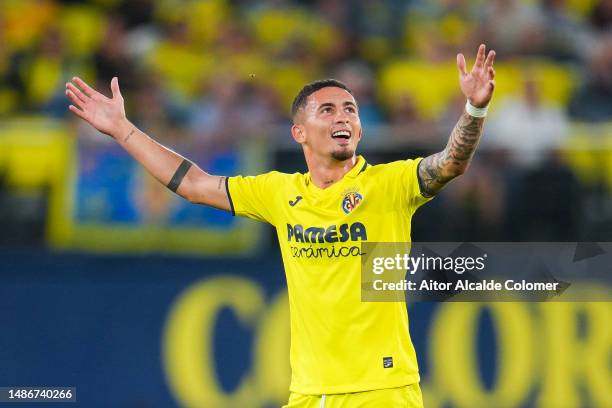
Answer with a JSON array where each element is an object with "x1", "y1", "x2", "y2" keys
[{"x1": 227, "y1": 155, "x2": 432, "y2": 395}]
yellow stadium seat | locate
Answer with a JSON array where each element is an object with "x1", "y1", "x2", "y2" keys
[
  {"x1": 186, "y1": 0, "x2": 230, "y2": 47},
  {"x1": 527, "y1": 61, "x2": 576, "y2": 106},
  {"x1": 378, "y1": 60, "x2": 457, "y2": 119},
  {"x1": 249, "y1": 8, "x2": 307, "y2": 51},
  {"x1": 25, "y1": 57, "x2": 61, "y2": 105},
  {"x1": 248, "y1": 7, "x2": 336, "y2": 57},
  {"x1": 147, "y1": 42, "x2": 217, "y2": 98},
  {"x1": 562, "y1": 123, "x2": 612, "y2": 189},
  {"x1": 264, "y1": 63, "x2": 316, "y2": 110},
  {"x1": 378, "y1": 58, "x2": 576, "y2": 119},
  {"x1": 494, "y1": 60, "x2": 576, "y2": 106},
  {"x1": 0, "y1": 117, "x2": 71, "y2": 189}
]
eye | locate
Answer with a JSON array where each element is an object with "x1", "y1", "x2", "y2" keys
[
  {"x1": 321, "y1": 107, "x2": 333, "y2": 114},
  {"x1": 346, "y1": 106, "x2": 356, "y2": 113}
]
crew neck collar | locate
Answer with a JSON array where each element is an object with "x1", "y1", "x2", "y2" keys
[{"x1": 305, "y1": 155, "x2": 367, "y2": 190}]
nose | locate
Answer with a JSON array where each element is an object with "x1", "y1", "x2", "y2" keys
[{"x1": 334, "y1": 110, "x2": 350, "y2": 124}]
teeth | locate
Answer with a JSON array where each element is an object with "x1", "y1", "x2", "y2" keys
[{"x1": 332, "y1": 130, "x2": 350, "y2": 138}]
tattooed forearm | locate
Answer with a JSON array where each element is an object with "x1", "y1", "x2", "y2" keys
[{"x1": 418, "y1": 111, "x2": 485, "y2": 197}]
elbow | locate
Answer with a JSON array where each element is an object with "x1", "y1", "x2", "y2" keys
[
  {"x1": 183, "y1": 193, "x2": 196, "y2": 204},
  {"x1": 176, "y1": 181, "x2": 199, "y2": 204},
  {"x1": 182, "y1": 189, "x2": 201, "y2": 204},
  {"x1": 178, "y1": 171, "x2": 205, "y2": 204}
]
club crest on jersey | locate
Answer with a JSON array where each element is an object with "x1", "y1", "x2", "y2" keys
[{"x1": 341, "y1": 191, "x2": 363, "y2": 214}]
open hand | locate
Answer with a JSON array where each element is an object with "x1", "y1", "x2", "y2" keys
[
  {"x1": 66, "y1": 77, "x2": 126, "y2": 137},
  {"x1": 457, "y1": 44, "x2": 496, "y2": 108}
]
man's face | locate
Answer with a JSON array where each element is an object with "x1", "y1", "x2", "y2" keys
[{"x1": 292, "y1": 87, "x2": 362, "y2": 162}]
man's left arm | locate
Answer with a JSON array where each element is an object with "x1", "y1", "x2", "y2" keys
[{"x1": 418, "y1": 44, "x2": 496, "y2": 197}]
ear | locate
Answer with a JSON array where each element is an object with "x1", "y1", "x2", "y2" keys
[
  {"x1": 291, "y1": 124, "x2": 306, "y2": 144},
  {"x1": 357, "y1": 128, "x2": 363, "y2": 141}
]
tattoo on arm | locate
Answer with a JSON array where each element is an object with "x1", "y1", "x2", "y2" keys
[
  {"x1": 123, "y1": 129, "x2": 135, "y2": 143},
  {"x1": 167, "y1": 159, "x2": 193, "y2": 193},
  {"x1": 418, "y1": 111, "x2": 484, "y2": 197},
  {"x1": 217, "y1": 176, "x2": 226, "y2": 190}
]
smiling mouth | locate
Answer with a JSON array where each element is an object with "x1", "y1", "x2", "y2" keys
[{"x1": 331, "y1": 130, "x2": 351, "y2": 140}]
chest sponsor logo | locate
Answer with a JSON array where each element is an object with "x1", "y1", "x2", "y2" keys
[
  {"x1": 286, "y1": 222, "x2": 367, "y2": 258},
  {"x1": 287, "y1": 222, "x2": 367, "y2": 243},
  {"x1": 342, "y1": 192, "x2": 363, "y2": 214}
]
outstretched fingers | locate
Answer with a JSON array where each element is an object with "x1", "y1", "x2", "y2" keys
[
  {"x1": 66, "y1": 89, "x2": 85, "y2": 110},
  {"x1": 72, "y1": 76, "x2": 104, "y2": 100},
  {"x1": 474, "y1": 44, "x2": 486, "y2": 70},
  {"x1": 456, "y1": 53, "x2": 468, "y2": 77},
  {"x1": 66, "y1": 82, "x2": 88, "y2": 104},
  {"x1": 484, "y1": 50, "x2": 496, "y2": 69},
  {"x1": 68, "y1": 104, "x2": 89, "y2": 121}
]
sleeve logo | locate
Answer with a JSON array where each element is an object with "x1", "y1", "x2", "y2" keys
[{"x1": 341, "y1": 192, "x2": 363, "y2": 214}]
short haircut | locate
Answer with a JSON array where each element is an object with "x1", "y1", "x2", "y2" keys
[{"x1": 291, "y1": 79, "x2": 354, "y2": 119}]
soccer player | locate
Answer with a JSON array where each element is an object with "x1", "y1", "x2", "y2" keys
[{"x1": 66, "y1": 44, "x2": 496, "y2": 407}]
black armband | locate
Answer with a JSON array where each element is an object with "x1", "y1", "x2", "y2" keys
[
  {"x1": 416, "y1": 159, "x2": 433, "y2": 198},
  {"x1": 167, "y1": 159, "x2": 193, "y2": 193}
]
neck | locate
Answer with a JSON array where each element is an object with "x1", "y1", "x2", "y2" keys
[{"x1": 305, "y1": 153, "x2": 358, "y2": 189}]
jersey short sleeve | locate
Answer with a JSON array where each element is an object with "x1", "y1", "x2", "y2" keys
[{"x1": 226, "y1": 171, "x2": 282, "y2": 224}]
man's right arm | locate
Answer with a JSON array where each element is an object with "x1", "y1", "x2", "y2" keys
[{"x1": 66, "y1": 76, "x2": 230, "y2": 211}]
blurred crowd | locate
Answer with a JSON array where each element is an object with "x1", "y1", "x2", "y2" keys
[
  {"x1": 0, "y1": 0, "x2": 611, "y2": 245},
  {"x1": 1, "y1": 0, "x2": 611, "y2": 127}
]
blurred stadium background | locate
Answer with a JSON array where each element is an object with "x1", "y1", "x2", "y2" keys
[{"x1": 0, "y1": 0, "x2": 610, "y2": 407}]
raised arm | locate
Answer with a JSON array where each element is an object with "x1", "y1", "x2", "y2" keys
[
  {"x1": 418, "y1": 44, "x2": 496, "y2": 197},
  {"x1": 65, "y1": 77, "x2": 230, "y2": 210}
]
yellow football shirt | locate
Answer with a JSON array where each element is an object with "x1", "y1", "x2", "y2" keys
[{"x1": 227, "y1": 155, "x2": 432, "y2": 395}]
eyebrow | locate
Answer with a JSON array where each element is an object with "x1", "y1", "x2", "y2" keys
[{"x1": 317, "y1": 101, "x2": 358, "y2": 110}]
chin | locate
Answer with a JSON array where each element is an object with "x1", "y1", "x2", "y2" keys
[{"x1": 331, "y1": 148, "x2": 354, "y2": 161}]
